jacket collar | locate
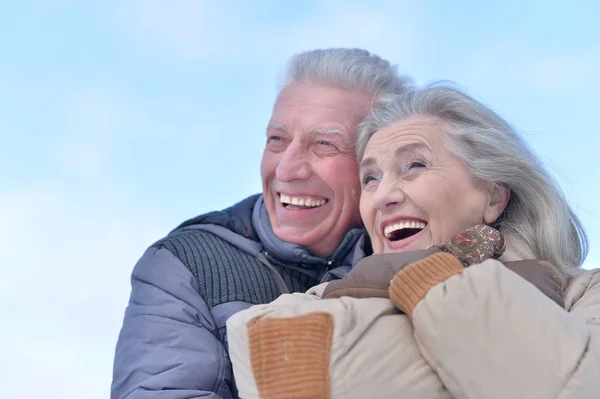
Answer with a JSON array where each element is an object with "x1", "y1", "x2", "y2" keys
[{"x1": 252, "y1": 195, "x2": 367, "y2": 270}]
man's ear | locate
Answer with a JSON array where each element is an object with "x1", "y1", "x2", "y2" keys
[{"x1": 484, "y1": 183, "x2": 510, "y2": 224}]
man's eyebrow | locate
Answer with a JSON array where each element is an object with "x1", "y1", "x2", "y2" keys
[
  {"x1": 266, "y1": 123, "x2": 288, "y2": 133},
  {"x1": 310, "y1": 127, "x2": 345, "y2": 136}
]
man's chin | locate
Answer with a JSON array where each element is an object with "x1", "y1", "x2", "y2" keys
[{"x1": 271, "y1": 224, "x2": 324, "y2": 248}]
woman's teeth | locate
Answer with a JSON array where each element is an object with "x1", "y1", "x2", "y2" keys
[{"x1": 384, "y1": 221, "x2": 426, "y2": 239}]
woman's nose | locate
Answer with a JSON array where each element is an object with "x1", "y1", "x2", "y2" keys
[{"x1": 373, "y1": 179, "x2": 405, "y2": 211}]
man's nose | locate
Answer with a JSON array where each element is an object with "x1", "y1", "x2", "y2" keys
[
  {"x1": 275, "y1": 142, "x2": 312, "y2": 182},
  {"x1": 373, "y1": 178, "x2": 406, "y2": 212}
]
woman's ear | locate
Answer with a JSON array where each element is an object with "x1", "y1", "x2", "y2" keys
[{"x1": 484, "y1": 183, "x2": 510, "y2": 224}]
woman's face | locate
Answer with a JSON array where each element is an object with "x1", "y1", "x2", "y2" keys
[{"x1": 359, "y1": 117, "x2": 508, "y2": 254}]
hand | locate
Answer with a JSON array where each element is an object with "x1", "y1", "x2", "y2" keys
[
  {"x1": 323, "y1": 225, "x2": 506, "y2": 300},
  {"x1": 322, "y1": 247, "x2": 440, "y2": 299},
  {"x1": 388, "y1": 224, "x2": 506, "y2": 317}
]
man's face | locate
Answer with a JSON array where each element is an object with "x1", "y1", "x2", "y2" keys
[{"x1": 261, "y1": 82, "x2": 371, "y2": 258}]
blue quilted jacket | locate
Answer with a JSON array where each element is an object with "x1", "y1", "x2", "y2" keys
[{"x1": 111, "y1": 194, "x2": 368, "y2": 398}]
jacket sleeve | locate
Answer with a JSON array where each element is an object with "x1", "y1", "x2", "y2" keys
[
  {"x1": 391, "y1": 256, "x2": 600, "y2": 399},
  {"x1": 227, "y1": 292, "x2": 451, "y2": 399},
  {"x1": 111, "y1": 247, "x2": 235, "y2": 399}
]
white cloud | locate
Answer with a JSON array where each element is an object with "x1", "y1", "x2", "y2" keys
[
  {"x1": 0, "y1": 184, "x2": 169, "y2": 399},
  {"x1": 0, "y1": 84, "x2": 170, "y2": 398},
  {"x1": 112, "y1": 0, "x2": 247, "y2": 61},
  {"x1": 453, "y1": 37, "x2": 598, "y2": 93},
  {"x1": 267, "y1": 1, "x2": 419, "y2": 59},
  {"x1": 50, "y1": 89, "x2": 143, "y2": 178},
  {"x1": 529, "y1": 57, "x2": 596, "y2": 92},
  {"x1": 112, "y1": 0, "x2": 420, "y2": 66}
]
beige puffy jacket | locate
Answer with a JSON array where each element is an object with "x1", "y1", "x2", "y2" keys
[{"x1": 227, "y1": 251, "x2": 600, "y2": 399}]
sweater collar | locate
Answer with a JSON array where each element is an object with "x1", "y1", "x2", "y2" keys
[{"x1": 252, "y1": 195, "x2": 366, "y2": 268}]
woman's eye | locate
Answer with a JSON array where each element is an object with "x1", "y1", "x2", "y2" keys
[
  {"x1": 408, "y1": 161, "x2": 426, "y2": 169},
  {"x1": 362, "y1": 175, "x2": 377, "y2": 185}
]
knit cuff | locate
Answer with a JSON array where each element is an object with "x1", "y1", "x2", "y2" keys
[
  {"x1": 248, "y1": 312, "x2": 333, "y2": 399},
  {"x1": 389, "y1": 252, "x2": 464, "y2": 317}
]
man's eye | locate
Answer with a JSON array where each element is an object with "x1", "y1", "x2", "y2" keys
[
  {"x1": 317, "y1": 140, "x2": 333, "y2": 146},
  {"x1": 266, "y1": 135, "x2": 288, "y2": 152},
  {"x1": 268, "y1": 135, "x2": 283, "y2": 142}
]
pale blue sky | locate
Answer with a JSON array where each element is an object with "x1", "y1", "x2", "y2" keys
[{"x1": 1, "y1": 1, "x2": 598, "y2": 398}]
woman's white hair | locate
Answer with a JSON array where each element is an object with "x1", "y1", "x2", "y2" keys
[
  {"x1": 357, "y1": 82, "x2": 588, "y2": 272},
  {"x1": 280, "y1": 48, "x2": 413, "y2": 108}
]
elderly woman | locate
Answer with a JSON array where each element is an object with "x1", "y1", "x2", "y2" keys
[{"x1": 226, "y1": 84, "x2": 600, "y2": 399}]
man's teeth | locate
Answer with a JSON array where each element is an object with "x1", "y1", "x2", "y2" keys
[
  {"x1": 384, "y1": 221, "x2": 427, "y2": 238},
  {"x1": 279, "y1": 195, "x2": 327, "y2": 208}
]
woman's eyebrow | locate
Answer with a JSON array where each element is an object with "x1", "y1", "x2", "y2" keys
[
  {"x1": 394, "y1": 142, "x2": 429, "y2": 158},
  {"x1": 360, "y1": 142, "x2": 430, "y2": 170},
  {"x1": 359, "y1": 156, "x2": 376, "y2": 170}
]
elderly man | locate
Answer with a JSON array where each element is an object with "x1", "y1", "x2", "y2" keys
[{"x1": 111, "y1": 48, "x2": 412, "y2": 399}]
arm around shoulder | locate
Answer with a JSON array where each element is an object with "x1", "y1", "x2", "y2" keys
[{"x1": 111, "y1": 246, "x2": 234, "y2": 399}]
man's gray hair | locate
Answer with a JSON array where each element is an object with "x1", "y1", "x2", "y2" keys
[
  {"x1": 280, "y1": 48, "x2": 413, "y2": 108},
  {"x1": 357, "y1": 82, "x2": 588, "y2": 272}
]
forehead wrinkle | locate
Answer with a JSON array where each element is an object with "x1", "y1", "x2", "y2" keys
[
  {"x1": 393, "y1": 142, "x2": 431, "y2": 158},
  {"x1": 374, "y1": 117, "x2": 441, "y2": 146},
  {"x1": 370, "y1": 127, "x2": 436, "y2": 154}
]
